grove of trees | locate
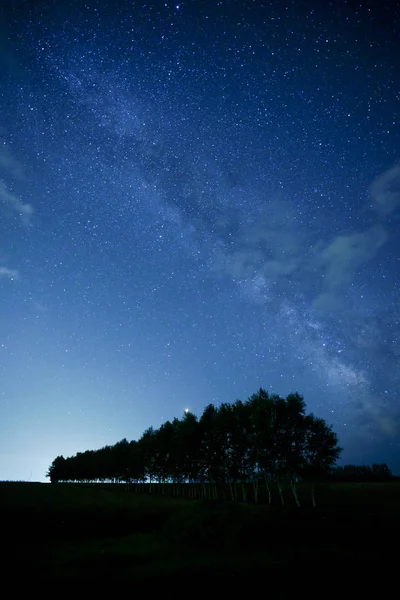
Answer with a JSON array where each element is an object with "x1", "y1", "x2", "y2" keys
[{"x1": 47, "y1": 389, "x2": 344, "y2": 505}]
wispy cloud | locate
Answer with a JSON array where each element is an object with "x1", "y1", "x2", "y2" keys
[
  {"x1": 0, "y1": 181, "x2": 33, "y2": 225},
  {"x1": 369, "y1": 163, "x2": 400, "y2": 218},
  {"x1": 0, "y1": 146, "x2": 25, "y2": 179},
  {"x1": 212, "y1": 165, "x2": 400, "y2": 315},
  {"x1": 0, "y1": 266, "x2": 19, "y2": 280},
  {"x1": 361, "y1": 403, "x2": 398, "y2": 437},
  {"x1": 312, "y1": 224, "x2": 389, "y2": 311},
  {"x1": 316, "y1": 225, "x2": 388, "y2": 287},
  {"x1": 0, "y1": 150, "x2": 32, "y2": 281},
  {"x1": 311, "y1": 164, "x2": 400, "y2": 310},
  {"x1": 213, "y1": 198, "x2": 305, "y2": 302}
]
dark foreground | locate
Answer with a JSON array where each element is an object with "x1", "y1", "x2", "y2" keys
[{"x1": 1, "y1": 482, "x2": 399, "y2": 587}]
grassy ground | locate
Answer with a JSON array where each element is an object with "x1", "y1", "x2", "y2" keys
[{"x1": 1, "y1": 481, "x2": 399, "y2": 584}]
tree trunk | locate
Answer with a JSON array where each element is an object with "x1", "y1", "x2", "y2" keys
[
  {"x1": 291, "y1": 480, "x2": 300, "y2": 507},
  {"x1": 242, "y1": 483, "x2": 247, "y2": 503},
  {"x1": 263, "y1": 474, "x2": 272, "y2": 505},
  {"x1": 253, "y1": 480, "x2": 259, "y2": 504},
  {"x1": 311, "y1": 485, "x2": 316, "y2": 508},
  {"x1": 277, "y1": 478, "x2": 284, "y2": 506},
  {"x1": 229, "y1": 480, "x2": 235, "y2": 501}
]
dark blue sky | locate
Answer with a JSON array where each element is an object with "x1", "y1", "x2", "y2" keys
[{"x1": 1, "y1": 0, "x2": 399, "y2": 481}]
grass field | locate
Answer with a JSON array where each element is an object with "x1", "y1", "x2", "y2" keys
[{"x1": 1, "y1": 481, "x2": 399, "y2": 584}]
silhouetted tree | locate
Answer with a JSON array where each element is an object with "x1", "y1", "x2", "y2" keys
[
  {"x1": 47, "y1": 455, "x2": 66, "y2": 483},
  {"x1": 301, "y1": 414, "x2": 342, "y2": 506},
  {"x1": 247, "y1": 389, "x2": 275, "y2": 503},
  {"x1": 139, "y1": 427, "x2": 158, "y2": 491},
  {"x1": 176, "y1": 411, "x2": 201, "y2": 484}
]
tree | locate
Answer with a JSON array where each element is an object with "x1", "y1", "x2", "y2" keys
[
  {"x1": 301, "y1": 414, "x2": 342, "y2": 506},
  {"x1": 46, "y1": 455, "x2": 66, "y2": 483},
  {"x1": 371, "y1": 463, "x2": 393, "y2": 480},
  {"x1": 125, "y1": 440, "x2": 145, "y2": 482},
  {"x1": 228, "y1": 400, "x2": 254, "y2": 501},
  {"x1": 138, "y1": 427, "x2": 158, "y2": 490},
  {"x1": 275, "y1": 393, "x2": 307, "y2": 506},
  {"x1": 175, "y1": 411, "x2": 201, "y2": 483},
  {"x1": 198, "y1": 404, "x2": 226, "y2": 488},
  {"x1": 111, "y1": 439, "x2": 132, "y2": 481},
  {"x1": 152, "y1": 421, "x2": 179, "y2": 483},
  {"x1": 247, "y1": 389, "x2": 275, "y2": 503}
]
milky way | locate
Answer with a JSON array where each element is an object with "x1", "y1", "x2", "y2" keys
[{"x1": 1, "y1": 0, "x2": 399, "y2": 480}]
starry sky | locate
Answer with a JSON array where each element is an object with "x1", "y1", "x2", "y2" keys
[{"x1": 1, "y1": 0, "x2": 399, "y2": 481}]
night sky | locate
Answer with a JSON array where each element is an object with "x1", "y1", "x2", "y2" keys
[{"x1": 1, "y1": 0, "x2": 399, "y2": 482}]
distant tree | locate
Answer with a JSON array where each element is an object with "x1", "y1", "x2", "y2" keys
[
  {"x1": 198, "y1": 403, "x2": 227, "y2": 488},
  {"x1": 175, "y1": 411, "x2": 201, "y2": 483},
  {"x1": 228, "y1": 400, "x2": 254, "y2": 501},
  {"x1": 277, "y1": 392, "x2": 307, "y2": 507},
  {"x1": 216, "y1": 402, "x2": 237, "y2": 499},
  {"x1": 301, "y1": 414, "x2": 342, "y2": 506},
  {"x1": 95, "y1": 445, "x2": 114, "y2": 481},
  {"x1": 371, "y1": 463, "x2": 393, "y2": 480},
  {"x1": 46, "y1": 455, "x2": 66, "y2": 483},
  {"x1": 152, "y1": 421, "x2": 178, "y2": 483},
  {"x1": 111, "y1": 439, "x2": 132, "y2": 481},
  {"x1": 247, "y1": 389, "x2": 275, "y2": 503},
  {"x1": 331, "y1": 463, "x2": 393, "y2": 483},
  {"x1": 138, "y1": 427, "x2": 158, "y2": 490},
  {"x1": 126, "y1": 440, "x2": 145, "y2": 482}
]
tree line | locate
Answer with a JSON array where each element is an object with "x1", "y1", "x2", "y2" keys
[
  {"x1": 330, "y1": 463, "x2": 393, "y2": 482},
  {"x1": 48, "y1": 389, "x2": 344, "y2": 505}
]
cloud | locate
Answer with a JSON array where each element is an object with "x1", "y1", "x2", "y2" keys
[
  {"x1": 311, "y1": 164, "x2": 400, "y2": 310},
  {"x1": 213, "y1": 200, "x2": 305, "y2": 290},
  {"x1": 355, "y1": 401, "x2": 398, "y2": 438},
  {"x1": 317, "y1": 224, "x2": 388, "y2": 288},
  {"x1": 237, "y1": 273, "x2": 271, "y2": 304},
  {"x1": 0, "y1": 181, "x2": 33, "y2": 224},
  {"x1": 311, "y1": 292, "x2": 345, "y2": 313},
  {"x1": 316, "y1": 352, "x2": 397, "y2": 437},
  {"x1": 212, "y1": 165, "x2": 400, "y2": 317},
  {"x1": 367, "y1": 406, "x2": 397, "y2": 437},
  {"x1": 0, "y1": 146, "x2": 25, "y2": 179},
  {"x1": 310, "y1": 164, "x2": 400, "y2": 311},
  {"x1": 369, "y1": 163, "x2": 400, "y2": 218},
  {"x1": 0, "y1": 151, "x2": 32, "y2": 280},
  {"x1": 0, "y1": 266, "x2": 19, "y2": 280}
]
